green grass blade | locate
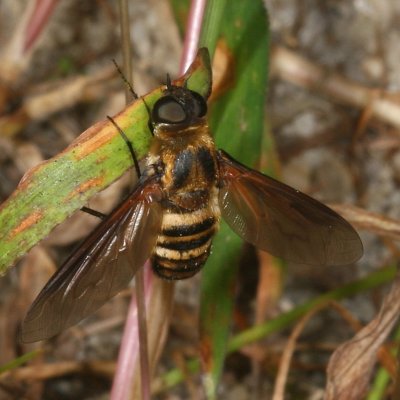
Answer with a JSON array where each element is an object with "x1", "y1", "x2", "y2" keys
[
  {"x1": 169, "y1": 1, "x2": 190, "y2": 36},
  {"x1": 155, "y1": 265, "x2": 397, "y2": 393},
  {"x1": 199, "y1": 1, "x2": 270, "y2": 397},
  {"x1": 228, "y1": 265, "x2": 396, "y2": 352},
  {"x1": 0, "y1": 350, "x2": 41, "y2": 374},
  {"x1": 199, "y1": 0, "x2": 227, "y2": 59}
]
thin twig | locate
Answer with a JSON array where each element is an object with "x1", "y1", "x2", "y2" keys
[
  {"x1": 272, "y1": 303, "x2": 328, "y2": 400},
  {"x1": 110, "y1": 263, "x2": 153, "y2": 400},
  {"x1": 135, "y1": 266, "x2": 151, "y2": 400},
  {"x1": 329, "y1": 203, "x2": 400, "y2": 241},
  {"x1": 118, "y1": 0, "x2": 134, "y2": 103},
  {"x1": 2, "y1": 360, "x2": 115, "y2": 381}
]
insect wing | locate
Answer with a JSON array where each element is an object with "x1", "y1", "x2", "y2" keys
[
  {"x1": 217, "y1": 150, "x2": 363, "y2": 266},
  {"x1": 21, "y1": 177, "x2": 163, "y2": 342}
]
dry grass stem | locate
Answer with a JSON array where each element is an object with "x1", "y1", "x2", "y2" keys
[
  {"x1": 329, "y1": 204, "x2": 400, "y2": 241},
  {"x1": 272, "y1": 304, "x2": 328, "y2": 400},
  {"x1": 271, "y1": 46, "x2": 400, "y2": 130},
  {"x1": 0, "y1": 66, "x2": 117, "y2": 137},
  {"x1": 1, "y1": 361, "x2": 115, "y2": 381}
]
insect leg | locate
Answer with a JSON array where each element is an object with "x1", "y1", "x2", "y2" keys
[
  {"x1": 85, "y1": 111, "x2": 143, "y2": 220},
  {"x1": 80, "y1": 206, "x2": 107, "y2": 220},
  {"x1": 106, "y1": 116, "x2": 141, "y2": 179},
  {"x1": 81, "y1": 113, "x2": 139, "y2": 220}
]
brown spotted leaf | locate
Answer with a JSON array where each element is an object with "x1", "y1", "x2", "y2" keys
[{"x1": 0, "y1": 48, "x2": 211, "y2": 275}]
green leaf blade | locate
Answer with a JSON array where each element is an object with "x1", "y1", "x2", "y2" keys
[{"x1": 198, "y1": 1, "x2": 270, "y2": 396}]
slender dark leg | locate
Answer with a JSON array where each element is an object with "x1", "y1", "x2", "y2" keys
[
  {"x1": 81, "y1": 113, "x2": 142, "y2": 220},
  {"x1": 106, "y1": 116, "x2": 141, "y2": 178},
  {"x1": 80, "y1": 116, "x2": 140, "y2": 220},
  {"x1": 80, "y1": 206, "x2": 107, "y2": 220}
]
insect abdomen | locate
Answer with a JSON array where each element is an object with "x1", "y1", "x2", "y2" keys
[
  {"x1": 149, "y1": 134, "x2": 220, "y2": 279},
  {"x1": 152, "y1": 208, "x2": 219, "y2": 280}
]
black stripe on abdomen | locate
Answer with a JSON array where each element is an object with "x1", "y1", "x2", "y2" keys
[
  {"x1": 152, "y1": 249, "x2": 211, "y2": 280},
  {"x1": 162, "y1": 216, "x2": 215, "y2": 237},
  {"x1": 152, "y1": 211, "x2": 217, "y2": 280},
  {"x1": 158, "y1": 230, "x2": 213, "y2": 251}
]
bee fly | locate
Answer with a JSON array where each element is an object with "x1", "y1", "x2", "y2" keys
[{"x1": 21, "y1": 76, "x2": 363, "y2": 342}]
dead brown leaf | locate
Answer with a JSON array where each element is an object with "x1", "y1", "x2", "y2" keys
[
  {"x1": 19, "y1": 245, "x2": 56, "y2": 308},
  {"x1": 0, "y1": 246, "x2": 55, "y2": 363},
  {"x1": 210, "y1": 39, "x2": 235, "y2": 101},
  {"x1": 325, "y1": 271, "x2": 400, "y2": 400},
  {"x1": 256, "y1": 252, "x2": 282, "y2": 323},
  {"x1": 273, "y1": 303, "x2": 328, "y2": 400}
]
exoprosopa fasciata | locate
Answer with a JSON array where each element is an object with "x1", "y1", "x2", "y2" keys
[{"x1": 21, "y1": 54, "x2": 363, "y2": 343}]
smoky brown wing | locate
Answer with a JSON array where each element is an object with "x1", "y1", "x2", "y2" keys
[
  {"x1": 21, "y1": 178, "x2": 163, "y2": 343},
  {"x1": 217, "y1": 150, "x2": 363, "y2": 266}
]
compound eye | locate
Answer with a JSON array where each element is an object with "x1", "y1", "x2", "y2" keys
[
  {"x1": 191, "y1": 92, "x2": 207, "y2": 117},
  {"x1": 152, "y1": 96, "x2": 187, "y2": 124}
]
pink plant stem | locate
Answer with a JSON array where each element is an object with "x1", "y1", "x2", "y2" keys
[
  {"x1": 110, "y1": 2, "x2": 208, "y2": 398},
  {"x1": 24, "y1": 0, "x2": 60, "y2": 52},
  {"x1": 180, "y1": 0, "x2": 207, "y2": 74},
  {"x1": 110, "y1": 262, "x2": 153, "y2": 400},
  {"x1": 135, "y1": 266, "x2": 151, "y2": 400}
]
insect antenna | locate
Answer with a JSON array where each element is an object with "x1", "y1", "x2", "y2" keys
[
  {"x1": 114, "y1": 58, "x2": 156, "y2": 137},
  {"x1": 107, "y1": 116, "x2": 141, "y2": 179},
  {"x1": 112, "y1": 59, "x2": 138, "y2": 101},
  {"x1": 166, "y1": 73, "x2": 172, "y2": 90}
]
